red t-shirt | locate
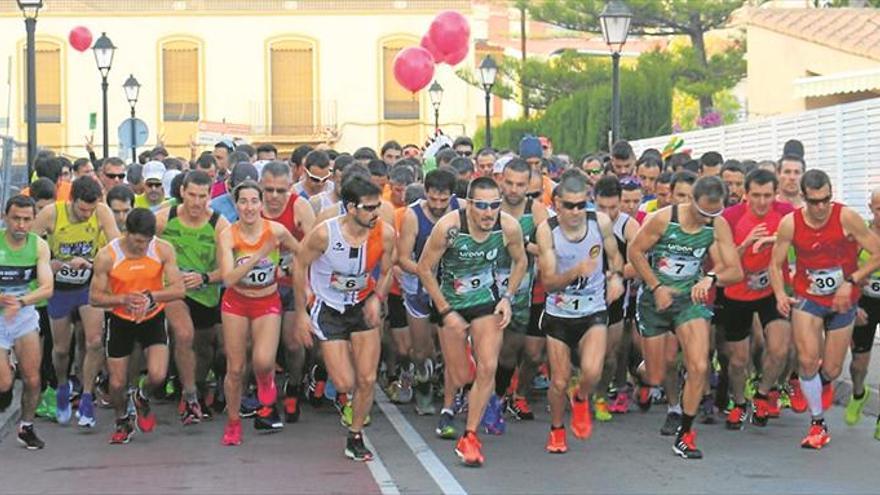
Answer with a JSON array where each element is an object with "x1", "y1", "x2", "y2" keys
[{"x1": 263, "y1": 194, "x2": 303, "y2": 288}]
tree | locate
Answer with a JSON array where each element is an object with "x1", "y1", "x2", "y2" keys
[{"x1": 528, "y1": 0, "x2": 747, "y2": 116}]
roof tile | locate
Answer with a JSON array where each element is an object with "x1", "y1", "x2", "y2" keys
[{"x1": 747, "y1": 8, "x2": 880, "y2": 61}]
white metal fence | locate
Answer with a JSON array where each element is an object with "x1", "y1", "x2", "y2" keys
[{"x1": 631, "y1": 98, "x2": 880, "y2": 216}]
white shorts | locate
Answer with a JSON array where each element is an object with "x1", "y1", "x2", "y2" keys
[{"x1": 0, "y1": 305, "x2": 39, "y2": 350}]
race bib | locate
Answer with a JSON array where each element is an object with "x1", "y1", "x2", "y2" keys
[
  {"x1": 330, "y1": 272, "x2": 368, "y2": 292},
  {"x1": 495, "y1": 269, "x2": 531, "y2": 295},
  {"x1": 241, "y1": 262, "x2": 276, "y2": 288},
  {"x1": 550, "y1": 293, "x2": 598, "y2": 313},
  {"x1": 657, "y1": 255, "x2": 701, "y2": 280},
  {"x1": 806, "y1": 267, "x2": 843, "y2": 296},
  {"x1": 863, "y1": 276, "x2": 880, "y2": 298},
  {"x1": 452, "y1": 270, "x2": 494, "y2": 296},
  {"x1": 55, "y1": 266, "x2": 92, "y2": 285},
  {"x1": 746, "y1": 269, "x2": 770, "y2": 291}
]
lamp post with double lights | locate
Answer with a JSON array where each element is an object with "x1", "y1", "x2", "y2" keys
[
  {"x1": 17, "y1": 0, "x2": 43, "y2": 180},
  {"x1": 92, "y1": 32, "x2": 116, "y2": 159},
  {"x1": 599, "y1": 0, "x2": 633, "y2": 145},
  {"x1": 478, "y1": 55, "x2": 498, "y2": 149},
  {"x1": 429, "y1": 81, "x2": 444, "y2": 134},
  {"x1": 123, "y1": 74, "x2": 141, "y2": 164}
]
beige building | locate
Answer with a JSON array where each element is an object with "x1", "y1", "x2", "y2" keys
[
  {"x1": 745, "y1": 8, "x2": 880, "y2": 119},
  {"x1": 0, "y1": 0, "x2": 481, "y2": 157}
]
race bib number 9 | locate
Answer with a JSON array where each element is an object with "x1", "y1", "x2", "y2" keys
[
  {"x1": 330, "y1": 272, "x2": 368, "y2": 292},
  {"x1": 453, "y1": 271, "x2": 494, "y2": 296},
  {"x1": 806, "y1": 267, "x2": 843, "y2": 297},
  {"x1": 56, "y1": 266, "x2": 92, "y2": 285},
  {"x1": 863, "y1": 276, "x2": 880, "y2": 298},
  {"x1": 746, "y1": 270, "x2": 770, "y2": 291},
  {"x1": 657, "y1": 255, "x2": 701, "y2": 280}
]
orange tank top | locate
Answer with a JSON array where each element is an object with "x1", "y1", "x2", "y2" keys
[
  {"x1": 108, "y1": 237, "x2": 165, "y2": 321},
  {"x1": 231, "y1": 220, "x2": 280, "y2": 292}
]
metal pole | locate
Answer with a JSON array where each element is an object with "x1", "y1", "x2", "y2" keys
[
  {"x1": 434, "y1": 107, "x2": 439, "y2": 133},
  {"x1": 484, "y1": 89, "x2": 492, "y2": 149},
  {"x1": 101, "y1": 76, "x2": 109, "y2": 159},
  {"x1": 130, "y1": 106, "x2": 137, "y2": 163},
  {"x1": 25, "y1": 17, "x2": 37, "y2": 182},
  {"x1": 611, "y1": 51, "x2": 621, "y2": 145}
]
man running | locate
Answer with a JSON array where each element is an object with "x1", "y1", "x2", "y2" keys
[
  {"x1": 1, "y1": 195, "x2": 54, "y2": 449},
  {"x1": 90, "y1": 208, "x2": 185, "y2": 444},
  {"x1": 417, "y1": 176, "x2": 527, "y2": 466},
  {"x1": 538, "y1": 171, "x2": 625, "y2": 454},
  {"x1": 769, "y1": 169, "x2": 880, "y2": 449},
  {"x1": 293, "y1": 175, "x2": 395, "y2": 461},
  {"x1": 30, "y1": 176, "x2": 120, "y2": 427},
  {"x1": 629, "y1": 176, "x2": 742, "y2": 459},
  {"x1": 720, "y1": 169, "x2": 794, "y2": 429},
  {"x1": 156, "y1": 170, "x2": 230, "y2": 425}
]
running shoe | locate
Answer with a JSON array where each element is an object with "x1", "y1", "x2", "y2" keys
[
  {"x1": 593, "y1": 396, "x2": 612, "y2": 422},
  {"x1": 283, "y1": 395, "x2": 301, "y2": 423},
  {"x1": 453, "y1": 387, "x2": 469, "y2": 415},
  {"x1": 673, "y1": 428, "x2": 703, "y2": 459},
  {"x1": 436, "y1": 411, "x2": 458, "y2": 439},
  {"x1": 454, "y1": 431, "x2": 484, "y2": 467},
  {"x1": 76, "y1": 393, "x2": 96, "y2": 428},
  {"x1": 874, "y1": 418, "x2": 880, "y2": 441},
  {"x1": 752, "y1": 396, "x2": 770, "y2": 427},
  {"x1": 609, "y1": 388, "x2": 631, "y2": 414},
  {"x1": 384, "y1": 380, "x2": 401, "y2": 403},
  {"x1": 637, "y1": 384, "x2": 652, "y2": 412},
  {"x1": 822, "y1": 382, "x2": 834, "y2": 411},
  {"x1": 660, "y1": 412, "x2": 682, "y2": 436},
  {"x1": 725, "y1": 404, "x2": 749, "y2": 430},
  {"x1": 307, "y1": 365, "x2": 327, "y2": 406},
  {"x1": 96, "y1": 374, "x2": 112, "y2": 408},
  {"x1": 255, "y1": 404, "x2": 284, "y2": 431},
  {"x1": 414, "y1": 382, "x2": 435, "y2": 416},
  {"x1": 788, "y1": 378, "x2": 808, "y2": 413},
  {"x1": 845, "y1": 388, "x2": 870, "y2": 426},
  {"x1": 698, "y1": 395, "x2": 716, "y2": 424},
  {"x1": 767, "y1": 389, "x2": 782, "y2": 418},
  {"x1": 56, "y1": 382, "x2": 72, "y2": 425},
  {"x1": 339, "y1": 402, "x2": 371, "y2": 428},
  {"x1": 17, "y1": 424, "x2": 45, "y2": 450},
  {"x1": 800, "y1": 421, "x2": 830, "y2": 449},
  {"x1": 398, "y1": 364, "x2": 414, "y2": 404},
  {"x1": 109, "y1": 416, "x2": 135, "y2": 445},
  {"x1": 778, "y1": 388, "x2": 792, "y2": 410},
  {"x1": 345, "y1": 431, "x2": 374, "y2": 462},
  {"x1": 198, "y1": 396, "x2": 213, "y2": 421},
  {"x1": 240, "y1": 393, "x2": 260, "y2": 418},
  {"x1": 480, "y1": 395, "x2": 506, "y2": 435},
  {"x1": 507, "y1": 395, "x2": 535, "y2": 421},
  {"x1": 545, "y1": 427, "x2": 568, "y2": 454},
  {"x1": 744, "y1": 373, "x2": 758, "y2": 400},
  {"x1": 221, "y1": 419, "x2": 242, "y2": 446},
  {"x1": 181, "y1": 399, "x2": 203, "y2": 426},
  {"x1": 532, "y1": 373, "x2": 550, "y2": 391},
  {"x1": 133, "y1": 389, "x2": 156, "y2": 433},
  {"x1": 570, "y1": 395, "x2": 593, "y2": 439}
]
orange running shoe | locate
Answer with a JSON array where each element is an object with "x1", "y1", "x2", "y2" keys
[
  {"x1": 508, "y1": 395, "x2": 534, "y2": 421},
  {"x1": 221, "y1": 419, "x2": 242, "y2": 446},
  {"x1": 570, "y1": 395, "x2": 593, "y2": 440},
  {"x1": 789, "y1": 378, "x2": 808, "y2": 413},
  {"x1": 800, "y1": 422, "x2": 830, "y2": 449},
  {"x1": 545, "y1": 427, "x2": 568, "y2": 454},
  {"x1": 454, "y1": 431, "x2": 484, "y2": 467},
  {"x1": 822, "y1": 382, "x2": 834, "y2": 411},
  {"x1": 637, "y1": 385, "x2": 652, "y2": 412},
  {"x1": 725, "y1": 404, "x2": 748, "y2": 430},
  {"x1": 752, "y1": 397, "x2": 770, "y2": 427}
]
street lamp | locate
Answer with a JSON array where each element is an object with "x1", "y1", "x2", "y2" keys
[
  {"x1": 599, "y1": 0, "x2": 632, "y2": 145},
  {"x1": 123, "y1": 74, "x2": 141, "y2": 163},
  {"x1": 17, "y1": 0, "x2": 43, "y2": 182},
  {"x1": 92, "y1": 32, "x2": 116, "y2": 159},
  {"x1": 479, "y1": 55, "x2": 498, "y2": 149},
  {"x1": 429, "y1": 80, "x2": 444, "y2": 134}
]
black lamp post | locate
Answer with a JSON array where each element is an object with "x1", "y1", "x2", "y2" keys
[
  {"x1": 123, "y1": 74, "x2": 141, "y2": 164},
  {"x1": 599, "y1": 0, "x2": 633, "y2": 145},
  {"x1": 429, "y1": 80, "x2": 444, "y2": 134},
  {"x1": 479, "y1": 55, "x2": 498, "y2": 149},
  {"x1": 17, "y1": 0, "x2": 43, "y2": 182},
  {"x1": 92, "y1": 32, "x2": 116, "y2": 159}
]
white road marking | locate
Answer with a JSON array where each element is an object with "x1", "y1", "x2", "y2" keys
[{"x1": 362, "y1": 433, "x2": 401, "y2": 495}]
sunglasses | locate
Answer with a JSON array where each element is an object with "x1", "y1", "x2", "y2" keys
[
  {"x1": 585, "y1": 168, "x2": 603, "y2": 175},
  {"x1": 146, "y1": 182, "x2": 163, "y2": 189},
  {"x1": 263, "y1": 187, "x2": 287, "y2": 195},
  {"x1": 458, "y1": 151, "x2": 473, "y2": 157},
  {"x1": 525, "y1": 191, "x2": 542, "y2": 200},
  {"x1": 104, "y1": 173, "x2": 125, "y2": 180},
  {"x1": 694, "y1": 202, "x2": 724, "y2": 218},
  {"x1": 471, "y1": 199, "x2": 502, "y2": 211},
  {"x1": 805, "y1": 195, "x2": 832, "y2": 206},
  {"x1": 561, "y1": 200, "x2": 588, "y2": 211},
  {"x1": 357, "y1": 203, "x2": 382, "y2": 212},
  {"x1": 307, "y1": 169, "x2": 333, "y2": 183}
]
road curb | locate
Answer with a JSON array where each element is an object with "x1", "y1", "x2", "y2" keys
[{"x1": 0, "y1": 382, "x2": 22, "y2": 440}]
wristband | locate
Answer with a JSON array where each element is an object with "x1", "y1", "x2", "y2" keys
[
  {"x1": 145, "y1": 291, "x2": 155, "y2": 307},
  {"x1": 201, "y1": 273, "x2": 210, "y2": 286},
  {"x1": 649, "y1": 282, "x2": 662, "y2": 293},
  {"x1": 501, "y1": 293, "x2": 514, "y2": 303},
  {"x1": 438, "y1": 306, "x2": 454, "y2": 320},
  {"x1": 706, "y1": 272, "x2": 718, "y2": 286},
  {"x1": 845, "y1": 275, "x2": 857, "y2": 285}
]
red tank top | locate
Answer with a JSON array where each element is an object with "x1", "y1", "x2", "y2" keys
[
  {"x1": 724, "y1": 203, "x2": 789, "y2": 301},
  {"x1": 791, "y1": 202, "x2": 859, "y2": 306},
  {"x1": 262, "y1": 194, "x2": 301, "y2": 288}
]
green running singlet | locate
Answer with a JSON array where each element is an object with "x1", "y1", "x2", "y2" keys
[
  {"x1": 161, "y1": 207, "x2": 222, "y2": 307},
  {"x1": 439, "y1": 209, "x2": 506, "y2": 311}
]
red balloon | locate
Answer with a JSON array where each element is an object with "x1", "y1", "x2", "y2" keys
[
  {"x1": 443, "y1": 44, "x2": 469, "y2": 66},
  {"x1": 68, "y1": 26, "x2": 93, "y2": 52},
  {"x1": 393, "y1": 47, "x2": 435, "y2": 93},
  {"x1": 420, "y1": 34, "x2": 444, "y2": 64},
  {"x1": 429, "y1": 11, "x2": 470, "y2": 56}
]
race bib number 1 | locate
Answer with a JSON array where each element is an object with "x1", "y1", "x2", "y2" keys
[{"x1": 806, "y1": 267, "x2": 843, "y2": 296}]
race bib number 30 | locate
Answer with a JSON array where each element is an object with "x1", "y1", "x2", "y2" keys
[
  {"x1": 657, "y1": 255, "x2": 700, "y2": 280},
  {"x1": 56, "y1": 266, "x2": 91, "y2": 285},
  {"x1": 453, "y1": 271, "x2": 494, "y2": 296},
  {"x1": 806, "y1": 267, "x2": 843, "y2": 296},
  {"x1": 330, "y1": 272, "x2": 368, "y2": 292}
]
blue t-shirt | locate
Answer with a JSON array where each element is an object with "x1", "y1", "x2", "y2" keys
[{"x1": 210, "y1": 193, "x2": 238, "y2": 223}]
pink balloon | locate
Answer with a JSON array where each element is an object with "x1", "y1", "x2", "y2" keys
[
  {"x1": 393, "y1": 47, "x2": 435, "y2": 93},
  {"x1": 68, "y1": 26, "x2": 93, "y2": 52},
  {"x1": 429, "y1": 11, "x2": 470, "y2": 56},
  {"x1": 420, "y1": 34, "x2": 444, "y2": 64},
  {"x1": 443, "y1": 44, "x2": 469, "y2": 66}
]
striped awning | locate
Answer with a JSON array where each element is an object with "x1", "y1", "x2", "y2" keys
[{"x1": 793, "y1": 67, "x2": 880, "y2": 98}]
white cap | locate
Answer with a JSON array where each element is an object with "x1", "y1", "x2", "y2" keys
[
  {"x1": 493, "y1": 155, "x2": 514, "y2": 175},
  {"x1": 253, "y1": 160, "x2": 270, "y2": 179},
  {"x1": 143, "y1": 160, "x2": 166, "y2": 182},
  {"x1": 162, "y1": 169, "x2": 182, "y2": 198}
]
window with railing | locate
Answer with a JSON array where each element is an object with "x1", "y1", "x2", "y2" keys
[
  {"x1": 22, "y1": 41, "x2": 61, "y2": 123},
  {"x1": 270, "y1": 39, "x2": 315, "y2": 135},
  {"x1": 382, "y1": 40, "x2": 420, "y2": 121},
  {"x1": 162, "y1": 40, "x2": 200, "y2": 122}
]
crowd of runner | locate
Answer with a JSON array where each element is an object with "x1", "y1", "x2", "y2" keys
[{"x1": 2, "y1": 133, "x2": 879, "y2": 466}]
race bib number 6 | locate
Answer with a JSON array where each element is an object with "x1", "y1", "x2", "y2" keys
[
  {"x1": 863, "y1": 276, "x2": 880, "y2": 298},
  {"x1": 330, "y1": 272, "x2": 368, "y2": 292},
  {"x1": 806, "y1": 267, "x2": 843, "y2": 296}
]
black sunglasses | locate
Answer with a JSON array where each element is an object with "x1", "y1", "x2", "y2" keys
[
  {"x1": 104, "y1": 173, "x2": 126, "y2": 180},
  {"x1": 525, "y1": 191, "x2": 542, "y2": 200},
  {"x1": 561, "y1": 200, "x2": 588, "y2": 211},
  {"x1": 146, "y1": 182, "x2": 163, "y2": 189},
  {"x1": 805, "y1": 195, "x2": 832, "y2": 206},
  {"x1": 357, "y1": 203, "x2": 382, "y2": 212}
]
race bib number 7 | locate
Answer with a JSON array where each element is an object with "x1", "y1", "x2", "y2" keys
[
  {"x1": 806, "y1": 267, "x2": 843, "y2": 297},
  {"x1": 657, "y1": 255, "x2": 700, "y2": 280}
]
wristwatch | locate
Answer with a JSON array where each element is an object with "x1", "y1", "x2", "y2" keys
[
  {"x1": 201, "y1": 273, "x2": 210, "y2": 286},
  {"x1": 501, "y1": 292, "x2": 514, "y2": 304}
]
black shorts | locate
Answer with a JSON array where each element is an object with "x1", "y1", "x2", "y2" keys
[
  {"x1": 541, "y1": 311, "x2": 608, "y2": 355},
  {"x1": 712, "y1": 289, "x2": 728, "y2": 325},
  {"x1": 527, "y1": 303, "x2": 545, "y2": 338},
  {"x1": 388, "y1": 293, "x2": 408, "y2": 329},
  {"x1": 185, "y1": 297, "x2": 220, "y2": 329},
  {"x1": 310, "y1": 299, "x2": 373, "y2": 342},
  {"x1": 430, "y1": 302, "x2": 498, "y2": 326},
  {"x1": 854, "y1": 296, "x2": 880, "y2": 354},
  {"x1": 722, "y1": 295, "x2": 785, "y2": 343},
  {"x1": 106, "y1": 312, "x2": 168, "y2": 359},
  {"x1": 624, "y1": 294, "x2": 637, "y2": 321},
  {"x1": 278, "y1": 286, "x2": 296, "y2": 313},
  {"x1": 608, "y1": 296, "x2": 625, "y2": 326}
]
